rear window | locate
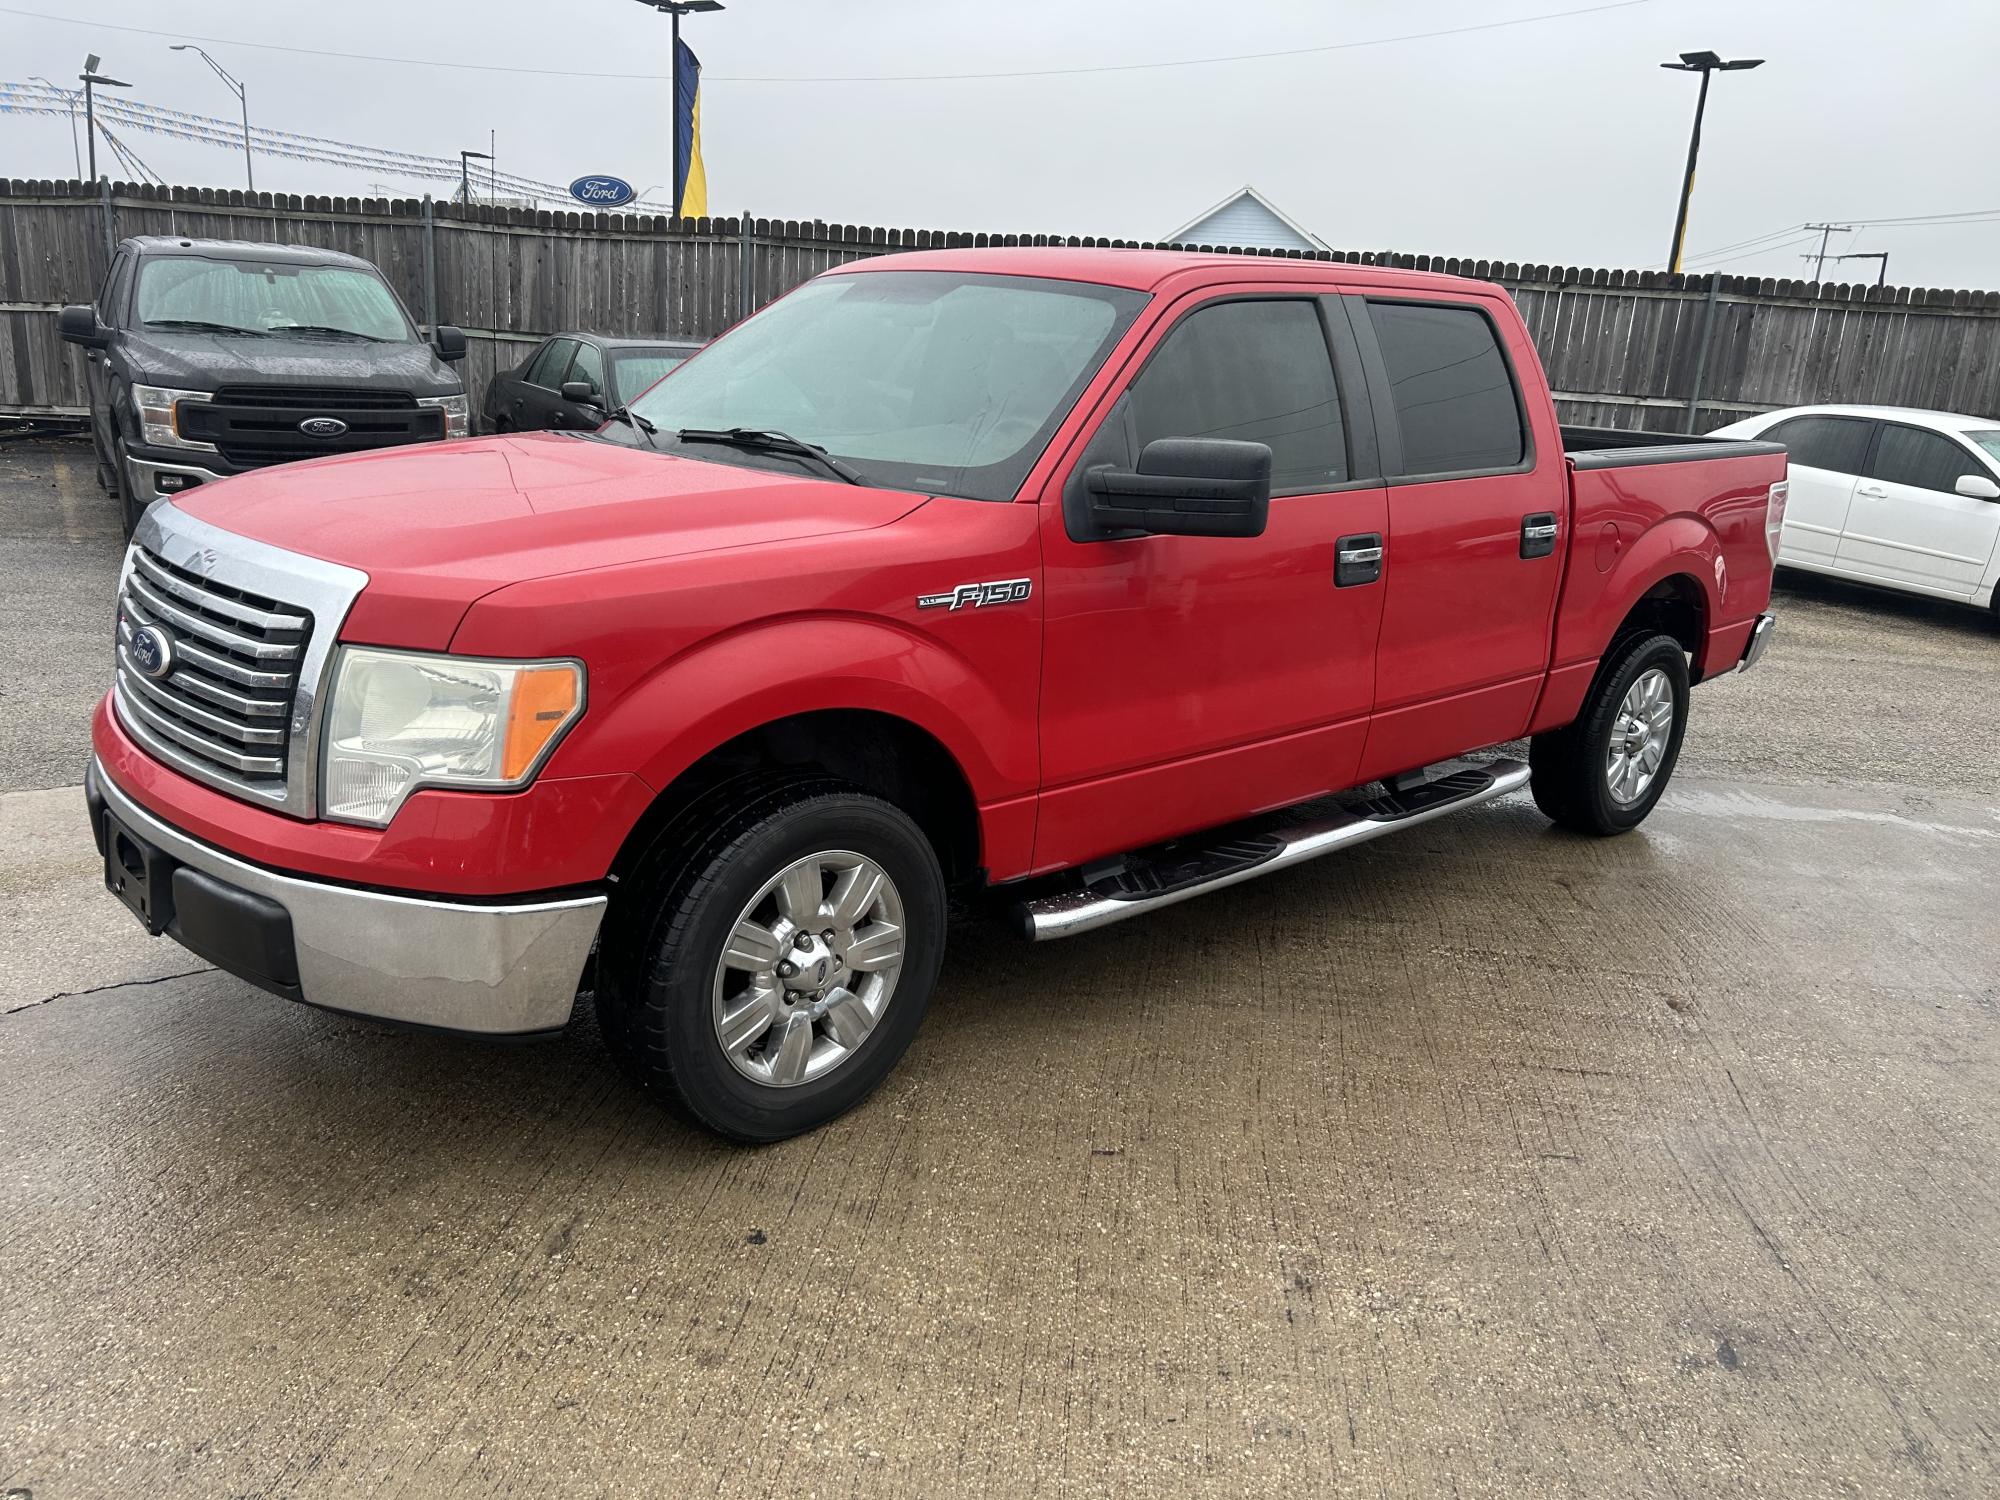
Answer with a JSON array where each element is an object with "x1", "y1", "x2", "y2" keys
[
  {"x1": 1763, "y1": 415, "x2": 1871, "y2": 475},
  {"x1": 1368, "y1": 301, "x2": 1524, "y2": 476}
]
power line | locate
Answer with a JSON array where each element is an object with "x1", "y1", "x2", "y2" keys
[
  {"x1": 0, "y1": 1, "x2": 1653, "y2": 84},
  {"x1": 1682, "y1": 232, "x2": 1823, "y2": 271}
]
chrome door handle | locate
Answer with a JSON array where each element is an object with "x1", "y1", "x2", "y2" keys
[
  {"x1": 1856, "y1": 485, "x2": 1887, "y2": 498},
  {"x1": 1337, "y1": 544, "x2": 1383, "y2": 563}
]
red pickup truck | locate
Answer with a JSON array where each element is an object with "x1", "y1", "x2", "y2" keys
[{"x1": 89, "y1": 249, "x2": 1785, "y2": 1140}]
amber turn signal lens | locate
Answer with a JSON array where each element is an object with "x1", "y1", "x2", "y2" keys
[{"x1": 501, "y1": 665, "x2": 581, "y2": 779}]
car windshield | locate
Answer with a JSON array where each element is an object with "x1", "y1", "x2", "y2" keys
[
  {"x1": 135, "y1": 256, "x2": 414, "y2": 341},
  {"x1": 610, "y1": 348, "x2": 693, "y2": 403},
  {"x1": 626, "y1": 270, "x2": 1148, "y2": 500},
  {"x1": 1964, "y1": 430, "x2": 2000, "y2": 465}
]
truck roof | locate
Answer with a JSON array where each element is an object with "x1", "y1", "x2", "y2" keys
[
  {"x1": 119, "y1": 235, "x2": 382, "y2": 272},
  {"x1": 829, "y1": 245, "x2": 1501, "y2": 296}
]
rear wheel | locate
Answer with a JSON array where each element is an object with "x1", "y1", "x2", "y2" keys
[
  {"x1": 1530, "y1": 632, "x2": 1689, "y2": 835},
  {"x1": 594, "y1": 777, "x2": 945, "y2": 1142}
]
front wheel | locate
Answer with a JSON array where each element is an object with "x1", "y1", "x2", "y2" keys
[
  {"x1": 594, "y1": 779, "x2": 946, "y2": 1142},
  {"x1": 1529, "y1": 632, "x2": 1690, "y2": 836}
]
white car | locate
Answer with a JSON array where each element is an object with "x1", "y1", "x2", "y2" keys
[{"x1": 1708, "y1": 405, "x2": 2000, "y2": 611}]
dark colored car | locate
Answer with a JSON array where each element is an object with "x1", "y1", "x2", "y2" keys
[
  {"x1": 483, "y1": 332, "x2": 702, "y2": 433},
  {"x1": 58, "y1": 236, "x2": 471, "y2": 535}
]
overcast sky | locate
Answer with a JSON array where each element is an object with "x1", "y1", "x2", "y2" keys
[{"x1": 6, "y1": 0, "x2": 1996, "y2": 288}]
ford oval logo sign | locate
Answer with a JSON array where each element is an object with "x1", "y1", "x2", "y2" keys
[
  {"x1": 569, "y1": 175, "x2": 636, "y2": 208},
  {"x1": 129, "y1": 624, "x2": 175, "y2": 681},
  {"x1": 299, "y1": 416, "x2": 348, "y2": 438}
]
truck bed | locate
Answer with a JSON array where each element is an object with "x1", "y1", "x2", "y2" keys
[{"x1": 1560, "y1": 425, "x2": 1787, "y2": 467}]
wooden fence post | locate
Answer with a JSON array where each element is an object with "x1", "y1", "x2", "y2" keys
[
  {"x1": 98, "y1": 178, "x2": 115, "y2": 264},
  {"x1": 421, "y1": 195, "x2": 438, "y2": 332},
  {"x1": 739, "y1": 211, "x2": 754, "y2": 320},
  {"x1": 1684, "y1": 272, "x2": 1723, "y2": 433}
]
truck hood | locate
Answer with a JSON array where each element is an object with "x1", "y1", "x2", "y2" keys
[
  {"x1": 125, "y1": 329, "x2": 461, "y2": 395},
  {"x1": 172, "y1": 432, "x2": 930, "y2": 648}
]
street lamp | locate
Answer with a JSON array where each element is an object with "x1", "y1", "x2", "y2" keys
[
  {"x1": 77, "y1": 54, "x2": 132, "y2": 185},
  {"x1": 170, "y1": 44, "x2": 253, "y2": 191},
  {"x1": 29, "y1": 77, "x2": 81, "y2": 177},
  {"x1": 459, "y1": 149, "x2": 492, "y2": 206},
  {"x1": 633, "y1": 0, "x2": 724, "y2": 221},
  {"x1": 1661, "y1": 50, "x2": 1764, "y2": 275}
]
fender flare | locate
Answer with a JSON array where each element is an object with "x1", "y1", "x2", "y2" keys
[
  {"x1": 1562, "y1": 514, "x2": 1723, "y2": 669},
  {"x1": 588, "y1": 614, "x2": 1033, "y2": 805}
]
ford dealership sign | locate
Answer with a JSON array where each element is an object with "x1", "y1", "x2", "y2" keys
[{"x1": 569, "y1": 175, "x2": 636, "y2": 208}]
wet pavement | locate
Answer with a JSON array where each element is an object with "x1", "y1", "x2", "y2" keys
[{"x1": 2, "y1": 438, "x2": 1996, "y2": 1497}]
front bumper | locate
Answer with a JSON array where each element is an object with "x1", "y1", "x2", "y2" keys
[
  {"x1": 87, "y1": 757, "x2": 606, "y2": 1035},
  {"x1": 1736, "y1": 613, "x2": 1776, "y2": 673}
]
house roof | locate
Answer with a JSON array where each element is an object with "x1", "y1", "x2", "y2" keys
[{"x1": 1164, "y1": 186, "x2": 1331, "y2": 253}]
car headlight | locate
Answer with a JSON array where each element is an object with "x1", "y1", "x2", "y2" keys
[
  {"x1": 320, "y1": 647, "x2": 584, "y2": 826},
  {"x1": 131, "y1": 384, "x2": 213, "y2": 449},
  {"x1": 418, "y1": 393, "x2": 470, "y2": 439}
]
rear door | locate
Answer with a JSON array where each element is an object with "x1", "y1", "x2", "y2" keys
[
  {"x1": 1837, "y1": 422, "x2": 2000, "y2": 596},
  {"x1": 1347, "y1": 293, "x2": 1566, "y2": 782},
  {"x1": 1758, "y1": 414, "x2": 1871, "y2": 565}
]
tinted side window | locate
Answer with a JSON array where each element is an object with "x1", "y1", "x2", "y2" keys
[
  {"x1": 1368, "y1": 301, "x2": 1524, "y2": 475},
  {"x1": 526, "y1": 339, "x2": 576, "y2": 387},
  {"x1": 99, "y1": 252, "x2": 131, "y2": 325},
  {"x1": 1764, "y1": 415, "x2": 1872, "y2": 475},
  {"x1": 1870, "y1": 425, "x2": 1984, "y2": 494},
  {"x1": 1128, "y1": 299, "x2": 1345, "y2": 492},
  {"x1": 569, "y1": 340, "x2": 605, "y2": 395}
]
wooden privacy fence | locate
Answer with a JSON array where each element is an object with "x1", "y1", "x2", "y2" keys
[{"x1": 5, "y1": 178, "x2": 2000, "y2": 433}]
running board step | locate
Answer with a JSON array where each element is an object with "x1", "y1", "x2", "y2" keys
[{"x1": 1013, "y1": 758, "x2": 1531, "y2": 942}]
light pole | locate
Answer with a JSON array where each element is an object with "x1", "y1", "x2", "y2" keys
[
  {"x1": 30, "y1": 77, "x2": 81, "y2": 177},
  {"x1": 78, "y1": 55, "x2": 132, "y2": 184},
  {"x1": 459, "y1": 149, "x2": 491, "y2": 206},
  {"x1": 169, "y1": 44, "x2": 253, "y2": 190},
  {"x1": 1661, "y1": 50, "x2": 1764, "y2": 275},
  {"x1": 1831, "y1": 250, "x2": 1889, "y2": 288},
  {"x1": 633, "y1": 0, "x2": 724, "y2": 220}
]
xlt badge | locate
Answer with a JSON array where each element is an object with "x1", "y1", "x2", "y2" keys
[{"x1": 916, "y1": 578, "x2": 1032, "y2": 612}]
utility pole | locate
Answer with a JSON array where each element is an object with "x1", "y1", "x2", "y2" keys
[
  {"x1": 1660, "y1": 50, "x2": 1765, "y2": 274},
  {"x1": 459, "y1": 148, "x2": 491, "y2": 206},
  {"x1": 78, "y1": 55, "x2": 132, "y2": 183},
  {"x1": 634, "y1": 0, "x2": 725, "y2": 220},
  {"x1": 1802, "y1": 223, "x2": 1855, "y2": 283},
  {"x1": 169, "y1": 45, "x2": 253, "y2": 190}
]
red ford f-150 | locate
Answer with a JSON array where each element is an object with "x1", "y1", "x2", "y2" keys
[{"x1": 88, "y1": 249, "x2": 1786, "y2": 1140}]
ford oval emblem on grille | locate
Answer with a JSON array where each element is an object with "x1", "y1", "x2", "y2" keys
[
  {"x1": 129, "y1": 624, "x2": 175, "y2": 680},
  {"x1": 299, "y1": 416, "x2": 348, "y2": 437}
]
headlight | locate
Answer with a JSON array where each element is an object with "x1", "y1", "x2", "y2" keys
[
  {"x1": 131, "y1": 384, "x2": 213, "y2": 449},
  {"x1": 320, "y1": 647, "x2": 584, "y2": 826},
  {"x1": 419, "y1": 393, "x2": 470, "y2": 439}
]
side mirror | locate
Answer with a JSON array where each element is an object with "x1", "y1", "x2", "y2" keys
[
  {"x1": 432, "y1": 324, "x2": 467, "y2": 362},
  {"x1": 560, "y1": 380, "x2": 603, "y2": 407},
  {"x1": 58, "y1": 304, "x2": 109, "y2": 348},
  {"x1": 1083, "y1": 438, "x2": 1272, "y2": 539},
  {"x1": 1955, "y1": 473, "x2": 2000, "y2": 501}
]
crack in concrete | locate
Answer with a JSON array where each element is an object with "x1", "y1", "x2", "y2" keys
[{"x1": 5, "y1": 965, "x2": 216, "y2": 1016}]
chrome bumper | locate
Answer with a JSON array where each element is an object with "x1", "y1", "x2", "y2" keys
[
  {"x1": 1737, "y1": 613, "x2": 1776, "y2": 674},
  {"x1": 92, "y1": 759, "x2": 606, "y2": 1034}
]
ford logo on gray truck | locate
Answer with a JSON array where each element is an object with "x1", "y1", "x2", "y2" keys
[{"x1": 299, "y1": 417, "x2": 348, "y2": 437}]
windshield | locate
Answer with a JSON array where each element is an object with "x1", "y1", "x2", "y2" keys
[
  {"x1": 1965, "y1": 430, "x2": 2000, "y2": 466},
  {"x1": 627, "y1": 270, "x2": 1148, "y2": 500},
  {"x1": 610, "y1": 348, "x2": 692, "y2": 403},
  {"x1": 135, "y1": 257, "x2": 414, "y2": 341}
]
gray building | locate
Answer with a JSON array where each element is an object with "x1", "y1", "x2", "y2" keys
[{"x1": 1165, "y1": 185, "x2": 1329, "y2": 253}]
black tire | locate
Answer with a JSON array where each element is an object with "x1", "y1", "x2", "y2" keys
[
  {"x1": 1529, "y1": 632, "x2": 1690, "y2": 836},
  {"x1": 594, "y1": 776, "x2": 946, "y2": 1142}
]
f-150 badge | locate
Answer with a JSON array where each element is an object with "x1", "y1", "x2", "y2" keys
[{"x1": 916, "y1": 578, "x2": 1033, "y2": 611}]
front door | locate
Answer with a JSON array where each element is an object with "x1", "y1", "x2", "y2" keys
[
  {"x1": 1837, "y1": 422, "x2": 2000, "y2": 597},
  {"x1": 1758, "y1": 413, "x2": 1872, "y2": 566},
  {"x1": 1034, "y1": 290, "x2": 1389, "y2": 872}
]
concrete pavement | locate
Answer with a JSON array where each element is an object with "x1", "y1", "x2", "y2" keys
[{"x1": 1, "y1": 438, "x2": 1995, "y2": 1498}]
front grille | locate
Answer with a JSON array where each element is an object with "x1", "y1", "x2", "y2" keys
[
  {"x1": 180, "y1": 386, "x2": 441, "y2": 468},
  {"x1": 115, "y1": 548, "x2": 312, "y2": 791}
]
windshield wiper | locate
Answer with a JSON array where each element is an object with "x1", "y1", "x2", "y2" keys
[
  {"x1": 604, "y1": 405, "x2": 660, "y2": 450},
  {"x1": 271, "y1": 324, "x2": 388, "y2": 341},
  {"x1": 675, "y1": 427, "x2": 864, "y2": 485},
  {"x1": 143, "y1": 318, "x2": 264, "y2": 336}
]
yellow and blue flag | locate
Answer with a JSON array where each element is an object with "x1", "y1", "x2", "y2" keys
[{"x1": 674, "y1": 38, "x2": 708, "y2": 219}]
